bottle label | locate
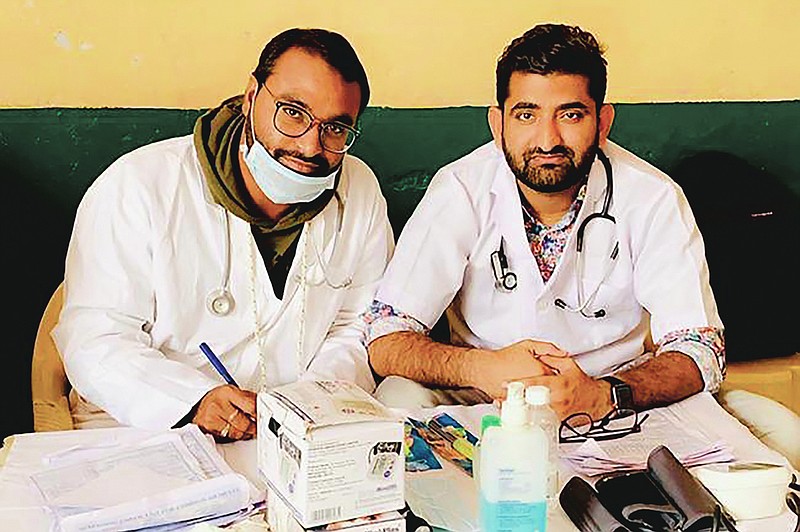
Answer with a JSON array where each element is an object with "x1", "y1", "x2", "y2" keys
[{"x1": 480, "y1": 495, "x2": 546, "y2": 532}]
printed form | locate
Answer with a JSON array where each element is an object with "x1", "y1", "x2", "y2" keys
[{"x1": 0, "y1": 425, "x2": 256, "y2": 532}]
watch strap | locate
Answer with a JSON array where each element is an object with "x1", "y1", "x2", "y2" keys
[{"x1": 601, "y1": 376, "x2": 634, "y2": 410}]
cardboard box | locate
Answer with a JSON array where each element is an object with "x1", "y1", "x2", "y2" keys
[
  {"x1": 267, "y1": 486, "x2": 406, "y2": 532},
  {"x1": 258, "y1": 380, "x2": 405, "y2": 528}
]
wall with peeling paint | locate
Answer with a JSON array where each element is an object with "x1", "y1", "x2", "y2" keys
[{"x1": 1, "y1": 0, "x2": 799, "y2": 108}]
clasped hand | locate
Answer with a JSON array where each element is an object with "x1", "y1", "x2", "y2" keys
[
  {"x1": 474, "y1": 340, "x2": 613, "y2": 420},
  {"x1": 517, "y1": 354, "x2": 613, "y2": 420},
  {"x1": 471, "y1": 339, "x2": 564, "y2": 399}
]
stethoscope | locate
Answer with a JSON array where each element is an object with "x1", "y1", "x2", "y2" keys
[
  {"x1": 491, "y1": 237, "x2": 518, "y2": 291},
  {"x1": 491, "y1": 149, "x2": 619, "y2": 319},
  {"x1": 207, "y1": 210, "x2": 236, "y2": 316},
  {"x1": 206, "y1": 191, "x2": 351, "y2": 317}
]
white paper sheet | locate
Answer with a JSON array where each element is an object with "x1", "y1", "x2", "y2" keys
[{"x1": 0, "y1": 425, "x2": 255, "y2": 532}]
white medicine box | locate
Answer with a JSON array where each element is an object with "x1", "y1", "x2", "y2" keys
[
  {"x1": 257, "y1": 380, "x2": 405, "y2": 528},
  {"x1": 266, "y1": 485, "x2": 406, "y2": 532}
]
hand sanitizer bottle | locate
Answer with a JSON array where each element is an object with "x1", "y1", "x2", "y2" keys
[
  {"x1": 474, "y1": 413, "x2": 502, "y2": 490},
  {"x1": 525, "y1": 385, "x2": 559, "y2": 510},
  {"x1": 479, "y1": 382, "x2": 548, "y2": 532}
]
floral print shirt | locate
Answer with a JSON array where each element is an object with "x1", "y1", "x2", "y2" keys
[{"x1": 362, "y1": 185, "x2": 725, "y2": 390}]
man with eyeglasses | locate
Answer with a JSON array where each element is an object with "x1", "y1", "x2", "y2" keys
[{"x1": 54, "y1": 29, "x2": 393, "y2": 440}]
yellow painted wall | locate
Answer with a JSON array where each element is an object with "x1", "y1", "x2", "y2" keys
[{"x1": 2, "y1": 0, "x2": 798, "y2": 108}]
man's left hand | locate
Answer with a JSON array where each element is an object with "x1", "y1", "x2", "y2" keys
[{"x1": 518, "y1": 355, "x2": 613, "y2": 420}]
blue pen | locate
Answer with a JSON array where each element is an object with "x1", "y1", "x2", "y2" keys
[{"x1": 199, "y1": 342, "x2": 239, "y2": 387}]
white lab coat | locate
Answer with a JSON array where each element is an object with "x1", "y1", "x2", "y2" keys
[
  {"x1": 376, "y1": 141, "x2": 722, "y2": 379},
  {"x1": 54, "y1": 136, "x2": 393, "y2": 429}
]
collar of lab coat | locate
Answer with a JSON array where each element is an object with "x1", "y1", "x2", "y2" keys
[
  {"x1": 195, "y1": 148, "x2": 352, "y2": 248},
  {"x1": 306, "y1": 156, "x2": 352, "y2": 261}
]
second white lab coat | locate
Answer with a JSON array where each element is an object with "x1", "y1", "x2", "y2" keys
[
  {"x1": 54, "y1": 136, "x2": 393, "y2": 429},
  {"x1": 376, "y1": 141, "x2": 722, "y2": 379}
]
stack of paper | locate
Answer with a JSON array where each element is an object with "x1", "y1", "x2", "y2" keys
[
  {"x1": 559, "y1": 396, "x2": 741, "y2": 477},
  {"x1": 562, "y1": 437, "x2": 735, "y2": 476},
  {"x1": 0, "y1": 425, "x2": 263, "y2": 531}
]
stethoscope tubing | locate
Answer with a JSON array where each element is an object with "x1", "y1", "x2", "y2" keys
[
  {"x1": 493, "y1": 149, "x2": 617, "y2": 319},
  {"x1": 206, "y1": 192, "x2": 350, "y2": 317}
]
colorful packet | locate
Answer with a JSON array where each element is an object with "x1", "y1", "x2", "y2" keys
[
  {"x1": 409, "y1": 416, "x2": 474, "y2": 477},
  {"x1": 429, "y1": 412, "x2": 479, "y2": 446},
  {"x1": 404, "y1": 419, "x2": 442, "y2": 472}
]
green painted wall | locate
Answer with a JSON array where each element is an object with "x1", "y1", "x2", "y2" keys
[{"x1": 2, "y1": 101, "x2": 799, "y2": 438}]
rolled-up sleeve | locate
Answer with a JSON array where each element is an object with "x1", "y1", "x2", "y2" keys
[
  {"x1": 631, "y1": 178, "x2": 725, "y2": 392},
  {"x1": 657, "y1": 326, "x2": 725, "y2": 392},
  {"x1": 362, "y1": 300, "x2": 430, "y2": 346}
]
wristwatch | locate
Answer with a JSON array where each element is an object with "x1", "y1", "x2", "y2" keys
[{"x1": 602, "y1": 376, "x2": 634, "y2": 411}]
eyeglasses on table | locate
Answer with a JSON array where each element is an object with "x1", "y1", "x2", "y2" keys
[{"x1": 559, "y1": 407, "x2": 650, "y2": 444}]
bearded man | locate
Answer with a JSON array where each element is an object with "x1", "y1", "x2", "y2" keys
[
  {"x1": 363, "y1": 24, "x2": 724, "y2": 421},
  {"x1": 55, "y1": 29, "x2": 393, "y2": 437}
]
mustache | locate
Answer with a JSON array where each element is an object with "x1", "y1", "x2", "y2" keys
[
  {"x1": 273, "y1": 149, "x2": 331, "y2": 175},
  {"x1": 526, "y1": 145, "x2": 575, "y2": 159}
]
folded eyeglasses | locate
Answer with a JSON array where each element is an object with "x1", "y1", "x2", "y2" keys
[{"x1": 559, "y1": 408, "x2": 650, "y2": 444}]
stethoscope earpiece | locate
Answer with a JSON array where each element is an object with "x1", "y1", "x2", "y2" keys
[{"x1": 553, "y1": 149, "x2": 616, "y2": 319}]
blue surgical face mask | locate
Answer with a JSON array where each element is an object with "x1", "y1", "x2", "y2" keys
[{"x1": 241, "y1": 90, "x2": 338, "y2": 205}]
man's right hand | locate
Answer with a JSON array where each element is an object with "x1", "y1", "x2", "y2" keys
[
  {"x1": 192, "y1": 385, "x2": 257, "y2": 441},
  {"x1": 469, "y1": 339, "x2": 567, "y2": 400}
]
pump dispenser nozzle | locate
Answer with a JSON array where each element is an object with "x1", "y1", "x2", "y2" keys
[
  {"x1": 525, "y1": 385, "x2": 550, "y2": 406},
  {"x1": 501, "y1": 381, "x2": 527, "y2": 427}
]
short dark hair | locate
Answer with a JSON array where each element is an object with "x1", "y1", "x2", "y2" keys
[
  {"x1": 496, "y1": 24, "x2": 607, "y2": 108},
  {"x1": 253, "y1": 28, "x2": 370, "y2": 114}
]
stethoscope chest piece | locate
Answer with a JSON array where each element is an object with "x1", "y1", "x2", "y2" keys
[
  {"x1": 207, "y1": 288, "x2": 235, "y2": 317},
  {"x1": 491, "y1": 237, "x2": 518, "y2": 292},
  {"x1": 499, "y1": 271, "x2": 518, "y2": 291}
]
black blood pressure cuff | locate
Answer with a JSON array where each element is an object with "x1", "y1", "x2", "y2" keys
[{"x1": 560, "y1": 445, "x2": 740, "y2": 532}]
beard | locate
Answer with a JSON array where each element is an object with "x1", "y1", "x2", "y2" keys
[
  {"x1": 272, "y1": 148, "x2": 332, "y2": 177},
  {"x1": 245, "y1": 117, "x2": 333, "y2": 177},
  {"x1": 503, "y1": 133, "x2": 599, "y2": 193}
]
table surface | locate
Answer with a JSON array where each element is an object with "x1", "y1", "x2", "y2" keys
[
  {"x1": 1, "y1": 392, "x2": 797, "y2": 531},
  {"x1": 220, "y1": 392, "x2": 797, "y2": 531}
]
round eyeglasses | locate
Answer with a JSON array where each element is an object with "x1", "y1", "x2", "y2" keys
[{"x1": 261, "y1": 83, "x2": 360, "y2": 154}]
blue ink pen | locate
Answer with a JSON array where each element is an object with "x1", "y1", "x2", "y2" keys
[{"x1": 199, "y1": 342, "x2": 239, "y2": 387}]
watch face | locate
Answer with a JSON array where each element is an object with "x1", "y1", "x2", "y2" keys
[{"x1": 612, "y1": 383, "x2": 633, "y2": 410}]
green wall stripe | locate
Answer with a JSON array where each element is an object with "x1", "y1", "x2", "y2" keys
[{"x1": 2, "y1": 101, "x2": 799, "y2": 439}]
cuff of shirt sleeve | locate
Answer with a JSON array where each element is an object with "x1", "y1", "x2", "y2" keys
[
  {"x1": 365, "y1": 315, "x2": 429, "y2": 345},
  {"x1": 658, "y1": 340, "x2": 724, "y2": 393},
  {"x1": 362, "y1": 300, "x2": 430, "y2": 346}
]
